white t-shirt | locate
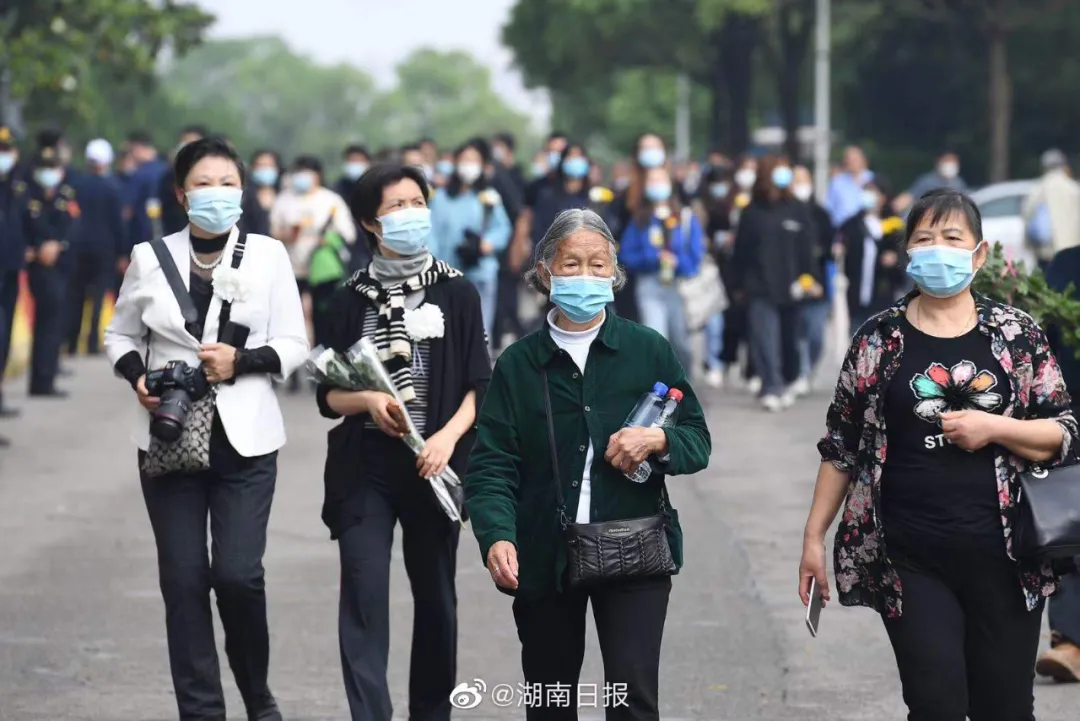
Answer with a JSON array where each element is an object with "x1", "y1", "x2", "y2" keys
[
  {"x1": 269, "y1": 187, "x2": 356, "y2": 279},
  {"x1": 547, "y1": 308, "x2": 603, "y2": 523}
]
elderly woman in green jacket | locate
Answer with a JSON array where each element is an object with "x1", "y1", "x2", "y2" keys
[{"x1": 465, "y1": 208, "x2": 711, "y2": 721}]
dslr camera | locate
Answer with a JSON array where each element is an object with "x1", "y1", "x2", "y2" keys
[{"x1": 145, "y1": 360, "x2": 211, "y2": 442}]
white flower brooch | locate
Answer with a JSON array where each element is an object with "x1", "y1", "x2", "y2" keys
[
  {"x1": 211, "y1": 265, "x2": 251, "y2": 304},
  {"x1": 403, "y1": 303, "x2": 446, "y2": 341}
]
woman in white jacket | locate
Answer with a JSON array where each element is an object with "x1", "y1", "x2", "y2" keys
[{"x1": 105, "y1": 137, "x2": 308, "y2": 721}]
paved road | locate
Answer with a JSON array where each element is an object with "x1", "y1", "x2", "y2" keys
[{"x1": 0, "y1": 357, "x2": 1076, "y2": 720}]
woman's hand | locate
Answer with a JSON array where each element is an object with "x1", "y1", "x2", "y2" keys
[
  {"x1": 364, "y1": 391, "x2": 407, "y2": 438},
  {"x1": 605, "y1": 427, "x2": 667, "y2": 474},
  {"x1": 940, "y1": 409, "x2": 999, "y2": 452},
  {"x1": 198, "y1": 343, "x2": 237, "y2": 383},
  {"x1": 487, "y1": 541, "x2": 519, "y2": 590},
  {"x1": 136, "y1": 375, "x2": 160, "y2": 412},
  {"x1": 418, "y1": 428, "x2": 459, "y2": 479},
  {"x1": 799, "y1": 536, "x2": 831, "y2": 608}
]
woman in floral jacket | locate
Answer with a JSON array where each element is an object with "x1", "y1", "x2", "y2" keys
[
  {"x1": 798, "y1": 188, "x2": 1079, "y2": 721},
  {"x1": 316, "y1": 163, "x2": 491, "y2": 721}
]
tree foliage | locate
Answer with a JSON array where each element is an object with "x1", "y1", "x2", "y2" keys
[
  {"x1": 19, "y1": 38, "x2": 535, "y2": 172},
  {"x1": 0, "y1": 0, "x2": 213, "y2": 122}
]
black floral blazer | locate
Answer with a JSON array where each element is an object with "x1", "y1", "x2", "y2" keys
[{"x1": 818, "y1": 291, "x2": 1079, "y2": 618}]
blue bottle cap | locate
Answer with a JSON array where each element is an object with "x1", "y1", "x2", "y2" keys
[{"x1": 652, "y1": 382, "x2": 669, "y2": 396}]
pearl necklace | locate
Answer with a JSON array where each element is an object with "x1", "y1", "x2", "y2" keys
[{"x1": 189, "y1": 244, "x2": 224, "y2": 270}]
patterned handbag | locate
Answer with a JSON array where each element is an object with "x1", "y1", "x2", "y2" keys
[
  {"x1": 140, "y1": 390, "x2": 217, "y2": 478},
  {"x1": 139, "y1": 233, "x2": 247, "y2": 479}
]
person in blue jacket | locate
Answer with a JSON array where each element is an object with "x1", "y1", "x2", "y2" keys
[
  {"x1": 429, "y1": 138, "x2": 511, "y2": 341},
  {"x1": 618, "y1": 164, "x2": 703, "y2": 371},
  {"x1": 1036, "y1": 245, "x2": 1080, "y2": 682}
]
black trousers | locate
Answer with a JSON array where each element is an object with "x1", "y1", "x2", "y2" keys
[
  {"x1": 493, "y1": 268, "x2": 525, "y2": 347},
  {"x1": 512, "y1": 576, "x2": 672, "y2": 721},
  {"x1": 883, "y1": 544, "x2": 1043, "y2": 721},
  {"x1": 0, "y1": 269, "x2": 18, "y2": 402},
  {"x1": 719, "y1": 302, "x2": 756, "y2": 379},
  {"x1": 140, "y1": 415, "x2": 281, "y2": 721},
  {"x1": 65, "y1": 249, "x2": 111, "y2": 354},
  {"x1": 310, "y1": 280, "x2": 338, "y2": 350},
  {"x1": 338, "y1": 435, "x2": 460, "y2": 721},
  {"x1": 27, "y1": 262, "x2": 66, "y2": 393}
]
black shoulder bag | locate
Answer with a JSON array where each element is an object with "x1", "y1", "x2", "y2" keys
[
  {"x1": 1014, "y1": 461, "x2": 1080, "y2": 560},
  {"x1": 141, "y1": 232, "x2": 249, "y2": 478},
  {"x1": 541, "y1": 369, "x2": 677, "y2": 587}
]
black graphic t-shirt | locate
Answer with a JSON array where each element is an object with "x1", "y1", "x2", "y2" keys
[{"x1": 881, "y1": 316, "x2": 1011, "y2": 554}]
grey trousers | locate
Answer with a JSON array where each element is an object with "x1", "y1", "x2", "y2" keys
[{"x1": 1049, "y1": 561, "x2": 1080, "y2": 645}]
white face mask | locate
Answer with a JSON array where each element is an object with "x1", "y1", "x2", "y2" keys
[
  {"x1": 735, "y1": 168, "x2": 756, "y2": 190},
  {"x1": 792, "y1": 184, "x2": 813, "y2": 202},
  {"x1": 939, "y1": 161, "x2": 960, "y2": 179},
  {"x1": 457, "y1": 162, "x2": 483, "y2": 185}
]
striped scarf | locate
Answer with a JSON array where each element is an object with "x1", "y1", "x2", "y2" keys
[{"x1": 345, "y1": 255, "x2": 462, "y2": 402}]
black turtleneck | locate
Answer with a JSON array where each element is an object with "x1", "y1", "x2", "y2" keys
[{"x1": 112, "y1": 233, "x2": 283, "y2": 388}]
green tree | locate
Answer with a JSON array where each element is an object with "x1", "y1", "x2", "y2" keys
[
  {"x1": 504, "y1": 0, "x2": 771, "y2": 153},
  {"x1": 366, "y1": 49, "x2": 535, "y2": 151},
  {"x1": 0, "y1": 0, "x2": 213, "y2": 125}
]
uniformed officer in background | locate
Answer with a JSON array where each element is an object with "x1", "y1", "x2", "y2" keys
[
  {"x1": 0, "y1": 125, "x2": 26, "y2": 430},
  {"x1": 65, "y1": 139, "x2": 124, "y2": 356},
  {"x1": 23, "y1": 145, "x2": 79, "y2": 398}
]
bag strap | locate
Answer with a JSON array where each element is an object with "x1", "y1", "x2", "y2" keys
[
  {"x1": 540, "y1": 368, "x2": 571, "y2": 529},
  {"x1": 216, "y1": 228, "x2": 248, "y2": 342},
  {"x1": 148, "y1": 238, "x2": 201, "y2": 339}
]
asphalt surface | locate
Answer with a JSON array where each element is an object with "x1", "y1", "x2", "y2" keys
[{"x1": 0, "y1": 356, "x2": 1077, "y2": 720}]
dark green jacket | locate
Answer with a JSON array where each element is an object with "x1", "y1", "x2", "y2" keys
[{"x1": 464, "y1": 312, "x2": 712, "y2": 596}]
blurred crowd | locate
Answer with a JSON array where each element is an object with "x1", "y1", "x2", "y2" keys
[{"x1": 3, "y1": 124, "x2": 1080, "y2": 450}]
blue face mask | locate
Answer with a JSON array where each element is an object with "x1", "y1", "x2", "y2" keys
[
  {"x1": 645, "y1": 183, "x2": 672, "y2": 202},
  {"x1": 436, "y1": 160, "x2": 454, "y2": 176},
  {"x1": 343, "y1": 162, "x2": 368, "y2": 181},
  {"x1": 709, "y1": 182, "x2": 729, "y2": 198},
  {"x1": 186, "y1": 186, "x2": 244, "y2": 235},
  {"x1": 252, "y1": 167, "x2": 279, "y2": 187},
  {"x1": 0, "y1": 152, "x2": 15, "y2": 175},
  {"x1": 638, "y1": 147, "x2": 666, "y2": 169},
  {"x1": 861, "y1": 189, "x2": 879, "y2": 211},
  {"x1": 291, "y1": 172, "x2": 315, "y2": 194},
  {"x1": 906, "y1": 242, "x2": 984, "y2": 299},
  {"x1": 547, "y1": 151, "x2": 563, "y2": 170},
  {"x1": 562, "y1": 157, "x2": 590, "y2": 179},
  {"x1": 772, "y1": 166, "x2": 793, "y2": 189},
  {"x1": 550, "y1": 275, "x2": 614, "y2": 324},
  {"x1": 378, "y1": 207, "x2": 432, "y2": 256},
  {"x1": 35, "y1": 168, "x2": 63, "y2": 189}
]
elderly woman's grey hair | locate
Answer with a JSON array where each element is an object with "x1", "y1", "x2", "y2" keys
[{"x1": 523, "y1": 208, "x2": 628, "y2": 294}]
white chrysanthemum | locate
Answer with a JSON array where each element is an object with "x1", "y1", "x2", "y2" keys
[
  {"x1": 211, "y1": 265, "x2": 251, "y2": 303},
  {"x1": 403, "y1": 303, "x2": 446, "y2": 340}
]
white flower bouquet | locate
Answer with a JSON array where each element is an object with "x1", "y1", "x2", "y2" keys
[{"x1": 306, "y1": 338, "x2": 465, "y2": 524}]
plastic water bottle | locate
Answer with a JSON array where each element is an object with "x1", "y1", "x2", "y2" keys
[
  {"x1": 623, "y1": 382, "x2": 670, "y2": 429},
  {"x1": 626, "y1": 389, "x2": 684, "y2": 483}
]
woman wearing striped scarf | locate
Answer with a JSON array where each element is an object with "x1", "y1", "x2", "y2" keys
[{"x1": 315, "y1": 163, "x2": 491, "y2": 721}]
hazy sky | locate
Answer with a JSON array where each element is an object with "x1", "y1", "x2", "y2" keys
[{"x1": 206, "y1": 0, "x2": 550, "y2": 125}]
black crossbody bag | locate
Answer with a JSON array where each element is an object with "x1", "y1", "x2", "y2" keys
[
  {"x1": 1014, "y1": 461, "x2": 1080, "y2": 560},
  {"x1": 541, "y1": 369, "x2": 677, "y2": 587},
  {"x1": 140, "y1": 233, "x2": 249, "y2": 478}
]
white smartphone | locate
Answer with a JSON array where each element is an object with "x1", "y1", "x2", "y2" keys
[{"x1": 805, "y1": 577, "x2": 823, "y2": 637}]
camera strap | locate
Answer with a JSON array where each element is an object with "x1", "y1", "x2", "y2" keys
[
  {"x1": 149, "y1": 237, "x2": 201, "y2": 340},
  {"x1": 216, "y1": 228, "x2": 248, "y2": 344}
]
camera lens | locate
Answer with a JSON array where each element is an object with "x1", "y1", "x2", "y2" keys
[{"x1": 150, "y1": 389, "x2": 191, "y2": 442}]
